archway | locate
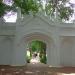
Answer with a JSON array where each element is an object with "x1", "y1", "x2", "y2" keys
[
  {"x1": 23, "y1": 32, "x2": 54, "y2": 65},
  {"x1": 26, "y1": 40, "x2": 47, "y2": 64}
]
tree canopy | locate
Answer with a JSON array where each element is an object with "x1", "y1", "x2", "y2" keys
[
  {"x1": 0, "y1": 0, "x2": 74, "y2": 21},
  {"x1": 28, "y1": 40, "x2": 47, "y2": 64}
]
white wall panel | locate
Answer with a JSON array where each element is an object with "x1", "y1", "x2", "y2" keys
[{"x1": 0, "y1": 36, "x2": 14, "y2": 65}]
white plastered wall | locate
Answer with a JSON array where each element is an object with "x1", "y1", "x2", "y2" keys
[
  {"x1": 11, "y1": 15, "x2": 60, "y2": 67},
  {"x1": 60, "y1": 36, "x2": 75, "y2": 67},
  {"x1": 1, "y1": 14, "x2": 75, "y2": 67},
  {"x1": 0, "y1": 36, "x2": 14, "y2": 65}
]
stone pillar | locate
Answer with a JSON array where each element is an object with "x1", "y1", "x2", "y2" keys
[
  {"x1": 46, "y1": 42, "x2": 51, "y2": 65},
  {"x1": 11, "y1": 26, "x2": 26, "y2": 66},
  {"x1": 52, "y1": 35, "x2": 61, "y2": 67}
]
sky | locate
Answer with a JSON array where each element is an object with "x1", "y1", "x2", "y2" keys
[
  {"x1": 3, "y1": 11, "x2": 17, "y2": 23},
  {"x1": 3, "y1": 0, "x2": 75, "y2": 23},
  {"x1": 66, "y1": 0, "x2": 75, "y2": 23},
  {"x1": 3, "y1": 0, "x2": 17, "y2": 23}
]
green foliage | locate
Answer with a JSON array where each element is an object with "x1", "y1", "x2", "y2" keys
[
  {"x1": 0, "y1": 2, "x2": 5, "y2": 17},
  {"x1": 58, "y1": 6, "x2": 74, "y2": 20},
  {"x1": 0, "y1": 0, "x2": 74, "y2": 21},
  {"x1": 0, "y1": 0, "x2": 16, "y2": 17},
  {"x1": 40, "y1": 54, "x2": 47, "y2": 64},
  {"x1": 0, "y1": 0, "x2": 10, "y2": 17},
  {"x1": 30, "y1": 40, "x2": 44, "y2": 52},
  {"x1": 26, "y1": 55, "x2": 31, "y2": 63},
  {"x1": 29, "y1": 40, "x2": 47, "y2": 64},
  {"x1": 45, "y1": 0, "x2": 55, "y2": 16},
  {"x1": 13, "y1": 0, "x2": 40, "y2": 15},
  {"x1": 45, "y1": 0, "x2": 74, "y2": 20}
]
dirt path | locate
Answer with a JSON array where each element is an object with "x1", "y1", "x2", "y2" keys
[{"x1": 0, "y1": 63, "x2": 75, "y2": 75}]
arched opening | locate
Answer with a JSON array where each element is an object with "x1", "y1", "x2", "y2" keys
[
  {"x1": 26, "y1": 40, "x2": 47, "y2": 64},
  {"x1": 23, "y1": 32, "x2": 54, "y2": 65}
]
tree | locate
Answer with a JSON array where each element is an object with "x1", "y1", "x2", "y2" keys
[
  {"x1": 29, "y1": 40, "x2": 47, "y2": 64},
  {"x1": 0, "y1": 0, "x2": 74, "y2": 21},
  {"x1": 45, "y1": 0, "x2": 74, "y2": 20}
]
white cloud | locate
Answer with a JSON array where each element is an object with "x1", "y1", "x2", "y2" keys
[
  {"x1": 69, "y1": 0, "x2": 75, "y2": 4},
  {"x1": 3, "y1": 0, "x2": 13, "y2": 6},
  {"x1": 3, "y1": 11, "x2": 17, "y2": 23}
]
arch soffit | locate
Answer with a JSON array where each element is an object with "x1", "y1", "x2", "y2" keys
[{"x1": 23, "y1": 32, "x2": 54, "y2": 45}]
